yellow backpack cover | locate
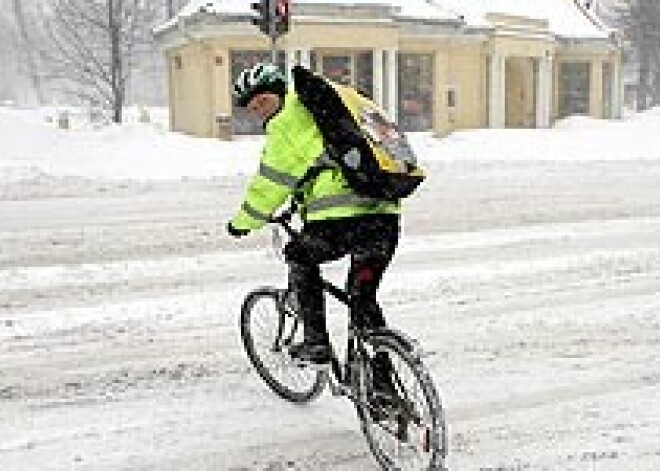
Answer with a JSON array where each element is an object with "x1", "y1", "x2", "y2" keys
[{"x1": 293, "y1": 65, "x2": 425, "y2": 201}]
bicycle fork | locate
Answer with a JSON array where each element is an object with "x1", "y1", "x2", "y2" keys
[{"x1": 328, "y1": 326, "x2": 370, "y2": 401}]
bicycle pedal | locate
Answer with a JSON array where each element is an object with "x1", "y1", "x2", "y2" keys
[
  {"x1": 328, "y1": 381, "x2": 351, "y2": 397},
  {"x1": 294, "y1": 360, "x2": 331, "y2": 372}
]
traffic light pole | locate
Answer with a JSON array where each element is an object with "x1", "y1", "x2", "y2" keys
[
  {"x1": 269, "y1": 0, "x2": 278, "y2": 64},
  {"x1": 270, "y1": 37, "x2": 277, "y2": 64}
]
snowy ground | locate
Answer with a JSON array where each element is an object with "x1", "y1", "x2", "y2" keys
[{"x1": 1, "y1": 107, "x2": 660, "y2": 470}]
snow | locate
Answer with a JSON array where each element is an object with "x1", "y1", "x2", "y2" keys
[
  {"x1": 2, "y1": 102, "x2": 660, "y2": 469},
  {"x1": 434, "y1": 0, "x2": 609, "y2": 38},
  {"x1": 174, "y1": 0, "x2": 607, "y2": 36},
  {"x1": 0, "y1": 107, "x2": 262, "y2": 182},
  {"x1": 1, "y1": 106, "x2": 659, "y2": 184}
]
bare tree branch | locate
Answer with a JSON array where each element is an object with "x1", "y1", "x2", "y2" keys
[
  {"x1": 614, "y1": 0, "x2": 660, "y2": 110},
  {"x1": 39, "y1": 0, "x2": 163, "y2": 122}
]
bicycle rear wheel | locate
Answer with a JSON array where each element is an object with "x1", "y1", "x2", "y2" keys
[
  {"x1": 240, "y1": 287, "x2": 326, "y2": 403},
  {"x1": 357, "y1": 331, "x2": 447, "y2": 470}
]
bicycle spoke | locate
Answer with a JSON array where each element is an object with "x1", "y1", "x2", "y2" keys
[
  {"x1": 358, "y1": 338, "x2": 443, "y2": 470},
  {"x1": 241, "y1": 290, "x2": 325, "y2": 404}
]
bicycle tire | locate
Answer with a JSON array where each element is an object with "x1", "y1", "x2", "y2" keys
[
  {"x1": 240, "y1": 287, "x2": 327, "y2": 404},
  {"x1": 356, "y1": 331, "x2": 448, "y2": 470}
]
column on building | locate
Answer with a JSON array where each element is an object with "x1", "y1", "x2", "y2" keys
[
  {"x1": 299, "y1": 48, "x2": 312, "y2": 70},
  {"x1": 589, "y1": 58, "x2": 604, "y2": 118},
  {"x1": 612, "y1": 55, "x2": 623, "y2": 119},
  {"x1": 386, "y1": 48, "x2": 398, "y2": 122},
  {"x1": 284, "y1": 48, "x2": 313, "y2": 81},
  {"x1": 373, "y1": 49, "x2": 385, "y2": 110},
  {"x1": 433, "y1": 49, "x2": 450, "y2": 136},
  {"x1": 536, "y1": 54, "x2": 553, "y2": 128},
  {"x1": 489, "y1": 52, "x2": 506, "y2": 128},
  {"x1": 285, "y1": 49, "x2": 297, "y2": 83}
]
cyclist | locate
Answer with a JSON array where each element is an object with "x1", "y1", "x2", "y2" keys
[{"x1": 227, "y1": 63, "x2": 399, "y2": 402}]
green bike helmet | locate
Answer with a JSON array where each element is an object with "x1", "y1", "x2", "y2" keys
[{"x1": 233, "y1": 63, "x2": 287, "y2": 107}]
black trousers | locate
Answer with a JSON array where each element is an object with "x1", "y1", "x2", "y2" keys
[{"x1": 284, "y1": 214, "x2": 400, "y2": 344}]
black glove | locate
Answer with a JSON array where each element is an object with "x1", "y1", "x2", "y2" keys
[{"x1": 227, "y1": 222, "x2": 249, "y2": 238}]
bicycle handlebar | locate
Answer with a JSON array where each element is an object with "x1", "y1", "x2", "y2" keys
[{"x1": 267, "y1": 199, "x2": 300, "y2": 239}]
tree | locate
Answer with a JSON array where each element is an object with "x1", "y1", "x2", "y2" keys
[
  {"x1": 40, "y1": 0, "x2": 161, "y2": 123},
  {"x1": 11, "y1": 0, "x2": 45, "y2": 105},
  {"x1": 0, "y1": 3, "x2": 17, "y2": 102},
  {"x1": 614, "y1": 0, "x2": 660, "y2": 110}
]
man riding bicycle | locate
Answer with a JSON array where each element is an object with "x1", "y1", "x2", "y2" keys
[{"x1": 227, "y1": 63, "x2": 399, "y2": 403}]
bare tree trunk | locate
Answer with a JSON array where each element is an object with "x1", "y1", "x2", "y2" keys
[
  {"x1": 110, "y1": 0, "x2": 123, "y2": 123},
  {"x1": 11, "y1": 0, "x2": 44, "y2": 105},
  {"x1": 637, "y1": 32, "x2": 650, "y2": 111}
]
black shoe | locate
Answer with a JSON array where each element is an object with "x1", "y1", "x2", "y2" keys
[
  {"x1": 369, "y1": 386, "x2": 400, "y2": 422},
  {"x1": 369, "y1": 387, "x2": 409, "y2": 442},
  {"x1": 289, "y1": 340, "x2": 332, "y2": 367},
  {"x1": 368, "y1": 354, "x2": 400, "y2": 422}
]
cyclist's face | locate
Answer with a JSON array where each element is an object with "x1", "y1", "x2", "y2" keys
[{"x1": 247, "y1": 92, "x2": 280, "y2": 121}]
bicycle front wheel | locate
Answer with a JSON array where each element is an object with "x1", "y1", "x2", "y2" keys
[
  {"x1": 357, "y1": 331, "x2": 447, "y2": 470},
  {"x1": 240, "y1": 287, "x2": 326, "y2": 403}
]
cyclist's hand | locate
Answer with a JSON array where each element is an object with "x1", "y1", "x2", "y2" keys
[{"x1": 227, "y1": 222, "x2": 250, "y2": 238}]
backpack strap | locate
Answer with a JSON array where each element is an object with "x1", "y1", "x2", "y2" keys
[{"x1": 291, "y1": 150, "x2": 336, "y2": 203}]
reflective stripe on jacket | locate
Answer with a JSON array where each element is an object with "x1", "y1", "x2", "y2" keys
[{"x1": 230, "y1": 90, "x2": 400, "y2": 232}]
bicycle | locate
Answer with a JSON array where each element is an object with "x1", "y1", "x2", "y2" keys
[{"x1": 239, "y1": 201, "x2": 448, "y2": 470}]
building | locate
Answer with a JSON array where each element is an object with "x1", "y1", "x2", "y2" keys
[{"x1": 153, "y1": 0, "x2": 623, "y2": 138}]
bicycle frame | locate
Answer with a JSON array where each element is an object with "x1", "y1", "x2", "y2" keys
[
  {"x1": 271, "y1": 199, "x2": 430, "y2": 409},
  {"x1": 270, "y1": 201, "x2": 375, "y2": 396},
  {"x1": 239, "y1": 200, "x2": 447, "y2": 469}
]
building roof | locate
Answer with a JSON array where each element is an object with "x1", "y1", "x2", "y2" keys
[
  {"x1": 439, "y1": 0, "x2": 611, "y2": 38},
  {"x1": 177, "y1": 0, "x2": 459, "y2": 22},
  {"x1": 169, "y1": 0, "x2": 611, "y2": 39}
]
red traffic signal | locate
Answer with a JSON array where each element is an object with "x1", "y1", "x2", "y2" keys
[
  {"x1": 274, "y1": 0, "x2": 290, "y2": 35},
  {"x1": 250, "y1": 0, "x2": 290, "y2": 38}
]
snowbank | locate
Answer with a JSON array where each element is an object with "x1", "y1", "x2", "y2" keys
[
  {"x1": 410, "y1": 108, "x2": 660, "y2": 162},
  {"x1": 0, "y1": 106, "x2": 659, "y2": 183},
  {"x1": 0, "y1": 107, "x2": 262, "y2": 182}
]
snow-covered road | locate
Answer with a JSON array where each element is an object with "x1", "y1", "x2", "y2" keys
[{"x1": 2, "y1": 161, "x2": 660, "y2": 470}]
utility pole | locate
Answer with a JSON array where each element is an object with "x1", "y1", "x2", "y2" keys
[
  {"x1": 166, "y1": 0, "x2": 174, "y2": 20},
  {"x1": 269, "y1": 0, "x2": 277, "y2": 64}
]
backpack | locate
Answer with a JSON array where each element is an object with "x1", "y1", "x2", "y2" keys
[{"x1": 292, "y1": 65, "x2": 425, "y2": 201}]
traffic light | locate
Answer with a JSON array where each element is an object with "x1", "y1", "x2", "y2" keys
[
  {"x1": 274, "y1": 0, "x2": 290, "y2": 36},
  {"x1": 251, "y1": 0, "x2": 271, "y2": 36}
]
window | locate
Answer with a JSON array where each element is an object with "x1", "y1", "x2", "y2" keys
[
  {"x1": 230, "y1": 50, "x2": 286, "y2": 134},
  {"x1": 447, "y1": 88, "x2": 457, "y2": 108},
  {"x1": 398, "y1": 53, "x2": 434, "y2": 131},
  {"x1": 559, "y1": 62, "x2": 591, "y2": 118},
  {"x1": 322, "y1": 55, "x2": 352, "y2": 85},
  {"x1": 355, "y1": 51, "x2": 374, "y2": 99}
]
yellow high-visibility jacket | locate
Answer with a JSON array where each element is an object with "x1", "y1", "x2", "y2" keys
[{"x1": 230, "y1": 89, "x2": 400, "y2": 232}]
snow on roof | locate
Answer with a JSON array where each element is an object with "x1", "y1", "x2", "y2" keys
[
  {"x1": 174, "y1": 0, "x2": 609, "y2": 38},
  {"x1": 177, "y1": 0, "x2": 458, "y2": 22},
  {"x1": 439, "y1": 0, "x2": 610, "y2": 38},
  {"x1": 177, "y1": 0, "x2": 249, "y2": 16}
]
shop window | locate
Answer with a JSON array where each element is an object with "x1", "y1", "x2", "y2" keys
[
  {"x1": 230, "y1": 50, "x2": 286, "y2": 134},
  {"x1": 447, "y1": 88, "x2": 457, "y2": 108},
  {"x1": 322, "y1": 55, "x2": 352, "y2": 85},
  {"x1": 319, "y1": 52, "x2": 373, "y2": 98},
  {"x1": 398, "y1": 53, "x2": 434, "y2": 131},
  {"x1": 559, "y1": 62, "x2": 591, "y2": 118},
  {"x1": 355, "y1": 51, "x2": 374, "y2": 99}
]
